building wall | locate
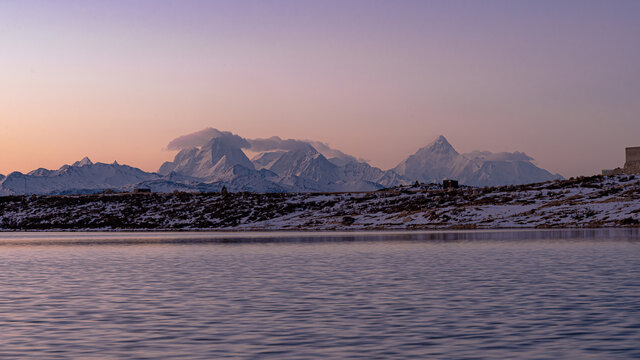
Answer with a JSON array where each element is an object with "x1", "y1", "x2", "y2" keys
[
  {"x1": 626, "y1": 147, "x2": 640, "y2": 162},
  {"x1": 624, "y1": 147, "x2": 640, "y2": 174}
]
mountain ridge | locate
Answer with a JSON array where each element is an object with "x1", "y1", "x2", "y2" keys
[{"x1": 0, "y1": 132, "x2": 563, "y2": 195}]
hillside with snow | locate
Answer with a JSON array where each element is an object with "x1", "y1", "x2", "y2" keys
[{"x1": 1, "y1": 175, "x2": 638, "y2": 231}]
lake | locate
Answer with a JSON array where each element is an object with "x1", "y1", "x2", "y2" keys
[{"x1": 1, "y1": 229, "x2": 639, "y2": 359}]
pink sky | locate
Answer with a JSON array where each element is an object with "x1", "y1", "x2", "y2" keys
[{"x1": 1, "y1": 1, "x2": 639, "y2": 177}]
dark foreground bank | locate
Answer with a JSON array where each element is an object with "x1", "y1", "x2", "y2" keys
[{"x1": 1, "y1": 175, "x2": 639, "y2": 230}]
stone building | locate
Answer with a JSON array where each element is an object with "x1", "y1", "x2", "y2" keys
[
  {"x1": 603, "y1": 146, "x2": 640, "y2": 176},
  {"x1": 624, "y1": 147, "x2": 640, "y2": 174}
]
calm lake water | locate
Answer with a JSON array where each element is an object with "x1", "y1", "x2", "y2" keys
[{"x1": 1, "y1": 229, "x2": 639, "y2": 359}]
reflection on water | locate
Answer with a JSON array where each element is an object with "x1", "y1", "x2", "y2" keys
[
  {"x1": 1, "y1": 229, "x2": 639, "y2": 359},
  {"x1": 1, "y1": 228, "x2": 639, "y2": 245}
]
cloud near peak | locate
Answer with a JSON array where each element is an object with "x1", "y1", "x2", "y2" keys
[
  {"x1": 166, "y1": 127, "x2": 367, "y2": 164},
  {"x1": 464, "y1": 151, "x2": 534, "y2": 162},
  {"x1": 166, "y1": 128, "x2": 249, "y2": 150},
  {"x1": 246, "y1": 136, "x2": 312, "y2": 152}
]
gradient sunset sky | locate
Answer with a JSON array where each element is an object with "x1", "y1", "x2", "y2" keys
[{"x1": 1, "y1": 0, "x2": 639, "y2": 177}]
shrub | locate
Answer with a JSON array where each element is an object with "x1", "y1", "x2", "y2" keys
[
  {"x1": 342, "y1": 216, "x2": 355, "y2": 225},
  {"x1": 620, "y1": 217, "x2": 639, "y2": 225}
]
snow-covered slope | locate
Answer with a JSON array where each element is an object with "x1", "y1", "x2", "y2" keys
[
  {"x1": 0, "y1": 158, "x2": 160, "y2": 195},
  {"x1": 248, "y1": 143, "x2": 406, "y2": 191},
  {"x1": 216, "y1": 168, "x2": 287, "y2": 193},
  {"x1": 267, "y1": 144, "x2": 342, "y2": 184},
  {"x1": 341, "y1": 161, "x2": 408, "y2": 187},
  {"x1": 251, "y1": 151, "x2": 287, "y2": 170},
  {"x1": 465, "y1": 159, "x2": 562, "y2": 187},
  {"x1": 394, "y1": 136, "x2": 562, "y2": 186}
]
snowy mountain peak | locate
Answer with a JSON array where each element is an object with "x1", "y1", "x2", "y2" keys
[
  {"x1": 393, "y1": 135, "x2": 474, "y2": 184},
  {"x1": 202, "y1": 137, "x2": 255, "y2": 171},
  {"x1": 157, "y1": 136, "x2": 254, "y2": 180},
  {"x1": 72, "y1": 157, "x2": 93, "y2": 167},
  {"x1": 393, "y1": 135, "x2": 561, "y2": 186},
  {"x1": 425, "y1": 135, "x2": 456, "y2": 154}
]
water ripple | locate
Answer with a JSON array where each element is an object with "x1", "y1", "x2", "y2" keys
[{"x1": 0, "y1": 230, "x2": 639, "y2": 359}]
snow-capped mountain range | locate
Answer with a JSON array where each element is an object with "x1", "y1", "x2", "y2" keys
[
  {"x1": 0, "y1": 130, "x2": 562, "y2": 195},
  {"x1": 393, "y1": 135, "x2": 562, "y2": 187}
]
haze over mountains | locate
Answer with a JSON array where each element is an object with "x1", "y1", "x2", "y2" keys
[{"x1": 0, "y1": 129, "x2": 562, "y2": 195}]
